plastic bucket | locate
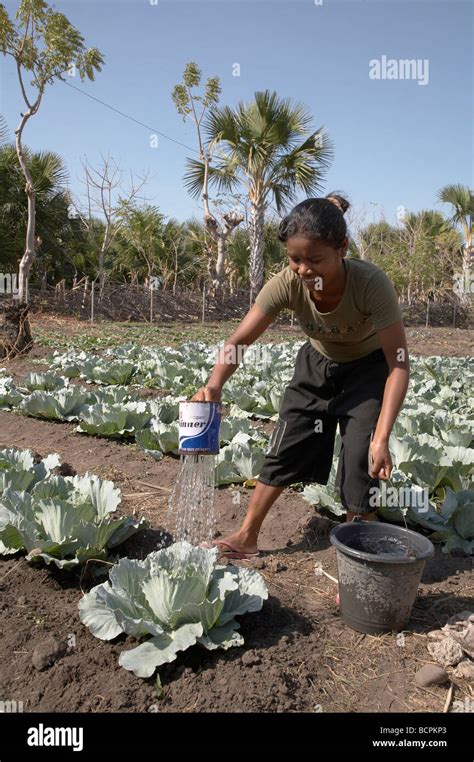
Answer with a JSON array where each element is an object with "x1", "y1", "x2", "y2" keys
[{"x1": 330, "y1": 521, "x2": 435, "y2": 634}]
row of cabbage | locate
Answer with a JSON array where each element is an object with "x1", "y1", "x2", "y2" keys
[
  {"x1": 0, "y1": 448, "x2": 268, "y2": 677},
  {"x1": 303, "y1": 356, "x2": 474, "y2": 553},
  {"x1": 1, "y1": 344, "x2": 473, "y2": 551},
  {"x1": 0, "y1": 366, "x2": 270, "y2": 485},
  {"x1": 44, "y1": 340, "x2": 291, "y2": 417}
]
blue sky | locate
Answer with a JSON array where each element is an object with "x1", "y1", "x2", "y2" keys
[{"x1": 1, "y1": 0, "x2": 472, "y2": 228}]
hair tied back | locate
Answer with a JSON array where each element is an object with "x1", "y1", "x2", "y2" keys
[{"x1": 325, "y1": 193, "x2": 349, "y2": 216}]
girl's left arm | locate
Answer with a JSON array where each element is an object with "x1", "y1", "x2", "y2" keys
[{"x1": 369, "y1": 320, "x2": 410, "y2": 479}]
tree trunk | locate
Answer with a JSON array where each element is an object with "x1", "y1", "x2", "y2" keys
[
  {"x1": 461, "y1": 243, "x2": 474, "y2": 306},
  {"x1": 173, "y1": 246, "x2": 179, "y2": 296},
  {"x1": 15, "y1": 107, "x2": 41, "y2": 304},
  {"x1": 248, "y1": 198, "x2": 265, "y2": 298},
  {"x1": 12, "y1": 79, "x2": 49, "y2": 303},
  {"x1": 211, "y1": 236, "x2": 228, "y2": 300},
  {"x1": 98, "y1": 225, "x2": 112, "y2": 301},
  {"x1": 0, "y1": 301, "x2": 33, "y2": 359},
  {"x1": 98, "y1": 243, "x2": 106, "y2": 300},
  {"x1": 201, "y1": 283, "x2": 206, "y2": 322},
  {"x1": 81, "y1": 277, "x2": 90, "y2": 314},
  {"x1": 214, "y1": 212, "x2": 244, "y2": 291},
  {"x1": 40, "y1": 271, "x2": 48, "y2": 295},
  {"x1": 17, "y1": 179, "x2": 36, "y2": 303},
  {"x1": 215, "y1": 236, "x2": 227, "y2": 285}
]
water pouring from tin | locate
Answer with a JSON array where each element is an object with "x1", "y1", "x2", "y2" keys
[{"x1": 167, "y1": 401, "x2": 221, "y2": 546}]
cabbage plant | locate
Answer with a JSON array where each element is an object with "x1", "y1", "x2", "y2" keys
[
  {"x1": 135, "y1": 420, "x2": 179, "y2": 459},
  {"x1": 20, "y1": 372, "x2": 66, "y2": 392},
  {"x1": 83, "y1": 360, "x2": 137, "y2": 386},
  {"x1": 79, "y1": 541, "x2": 268, "y2": 677},
  {"x1": 215, "y1": 432, "x2": 268, "y2": 484},
  {"x1": 0, "y1": 451, "x2": 148, "y2": 568},
  {"x1": 0, "y1": 377, "x2": 22, "y2": 410},
  {"x1": 86, "y1": 386, "x2": 140, "y2": 406},
  {"x1": 18, "y1": 387, "x2": 91, "y2": 421},
  {"x1": 76, "y1": 402, "x2": 152, "y2": 439},
  {"x1": 0, "y1": 448, "x2": 61, "y2": 493},
  {"x1": 379, "y1": 487, "x2": 474, "y2": 555}
]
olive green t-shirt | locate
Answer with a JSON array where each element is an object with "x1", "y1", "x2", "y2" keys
[{"x1": 255, "y1": 258, "x2": 403, "y2": 362}]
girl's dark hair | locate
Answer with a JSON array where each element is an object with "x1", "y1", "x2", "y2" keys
[{"x1": 278, "y1": 192, "x2": 350, "y2": 248}]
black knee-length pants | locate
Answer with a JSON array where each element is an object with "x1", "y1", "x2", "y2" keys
[{"x1": 258, "y1": 342, "x2": 389, "y2": 514}]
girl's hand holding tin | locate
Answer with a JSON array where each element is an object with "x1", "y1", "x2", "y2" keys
[
  {"x1": 368, "y1": 438, "x2": 393, "y2": 480},
  {"x1": 191, "y1": 385, "x2": 222, "y2": 403}
]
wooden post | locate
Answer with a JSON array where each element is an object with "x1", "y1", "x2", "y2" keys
[
  {"x1": 90, "y1": 280, "x2": 95, "y2": 324},
  {"x1": 150, "y1": 282, "x2": 154, "y2": 324},
  {"x1": 201, "y1": 283, "x2": 206, "y2": 323},
  {"x1": 81, "y1": 277, "x2": 89, "y2": 314}
]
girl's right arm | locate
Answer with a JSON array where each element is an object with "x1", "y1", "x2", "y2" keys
[{"x1": 191, "y1": 305, "x2": 275, "y2": 401}]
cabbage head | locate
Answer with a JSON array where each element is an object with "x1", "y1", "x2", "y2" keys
[{"x1": 79, "y1": 541, "x2": 268, "y2": 677}]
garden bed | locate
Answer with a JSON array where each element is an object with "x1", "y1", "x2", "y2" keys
[{"x1": 0, "y1": 318, "x2": 472, "y2": 713}]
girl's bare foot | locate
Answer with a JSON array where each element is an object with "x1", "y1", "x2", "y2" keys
[{"x1": 213, "y1": 531, "x2": 259, "y2": 556}]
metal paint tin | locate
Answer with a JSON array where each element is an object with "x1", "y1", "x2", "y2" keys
[{"x1": 178, "y1": 401, "x2": 221, "y2": 454}]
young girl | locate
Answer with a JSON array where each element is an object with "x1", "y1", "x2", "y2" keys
[{"x1": 193, "y1": 195, "x2": 410, "y2": 558}]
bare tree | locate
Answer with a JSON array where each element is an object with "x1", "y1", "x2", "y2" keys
[{"x1": 71, "y1": 153, "x2": 149, "y2": 298}]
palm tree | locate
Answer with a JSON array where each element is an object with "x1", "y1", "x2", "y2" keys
[
  {"x1": 114, "y1": 205, "x2": 166, "y2": 285},
  {"x1": 404, "y1": 209, "x2": 448, "y2": 237},
  {"x1": 402, "y1": 211, "x2": 457, "y2": 303},
  {"x1": 0, "y1": 143, "x2": 72, "y2": 281},
  {"x1": 180, "y1": 217, "x2": 214, "y2": 288},
  {"x1": 226, "y1": 220, "x2": 287, "y2": 291},
  {"x1": 438, "y1": 183, "x2": 474, "y2": 303},
  {"x1": 182, "y1": 90, "x2": 333, "y2": 297}
]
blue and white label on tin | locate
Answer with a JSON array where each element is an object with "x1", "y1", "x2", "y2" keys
[{"x1": 179, "y1": 401, "x2": 221, "y2": 454}]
